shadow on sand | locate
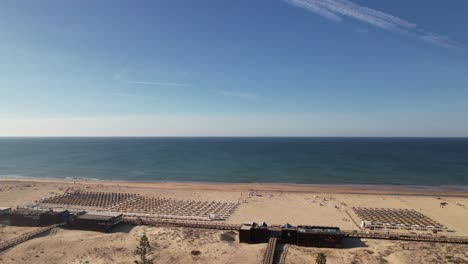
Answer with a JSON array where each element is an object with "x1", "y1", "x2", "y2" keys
[
  {"x1": 340, "y1": 237, "x2": 368, "y2": 249},
  {"x1": 112, "y1": 224, "x2": 136, "y2": 234},
  {"x1": 265, "y1": 238, "x2": 367, "y2": 264}
]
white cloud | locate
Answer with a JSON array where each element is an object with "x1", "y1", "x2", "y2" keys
[
  {"x1": 285, "y1": 0, "x2": 464, "y2": 50},
  {"x1": 127, "y1": 81, "x2": 189, "y2": 87},
  {"x1": 286, "y1": 0, "x2": 342, "y2": 22},
  {"x1": 418, "y1": 31, "x2": 464, "y2": 50}
]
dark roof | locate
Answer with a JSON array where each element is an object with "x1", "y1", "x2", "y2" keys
[
  {"x1": 13, "y1": 209, "x2": 44, "y2": 216},
  {"x1": 77, "y1": 213, "x2": 122, "y2": 221},
  {"x1": 297, "y1": 226, "x2": 342, "y2": 235}
]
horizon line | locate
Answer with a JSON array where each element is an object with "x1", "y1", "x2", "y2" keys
[{"x1": 0, "y1": 136, "x2": 467, "y2": 139}]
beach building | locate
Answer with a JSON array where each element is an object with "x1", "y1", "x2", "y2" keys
[
  {"x1": 267, "y1": 225, "x2": 282, "y2": 239},
  {"x1": 239, "y1": 224, "x2": 253, "y2": 243},
  {"x1": 239, "y1": 223, "x2": 343, "y2": 247},
  {"x1": 40, "y1": 209, "x2": 71, "y2": 225},
  {"x1": 239, "y1": 222, "x2": 269, "y2": 244},
  {"x1": 70, "y1": 212, "x2": 123, "y2": 232},
  {"x1": 10, "y1": 209, "x2": 41, "y2": 226},
  {"x1": 281, "y1": 223, "x2": 297, "y2": 244},
  {"x1": 296, "y1": 226, "x2": 342, "y2": 247},
  {"x1": 10, "y1": 208, "x2": 70, "y2": 227},
  {"x1": 0, "y1": 207, "x2": 11, "y2": 225},
  {"x1": 252, "y1": 224, "x2": 269, "y2": 243}
]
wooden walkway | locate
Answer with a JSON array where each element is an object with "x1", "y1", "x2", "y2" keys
[
  {"x1": 278, "y1": 244, "x2": 290, "y2": 264},
  {"x1": 123, "y1": 217, "x2": 240, "y2": 230},
  {"x1": 343, "y1": 230, "x2": 468, "y2": 244},
  {"x1": 125, "y1": 217, "x2": 468, "y2": 245},
  {"x1": 263, "y1": 238, "x2": 278, "y2": 264},
  {"x1": 0, "y1": 224, "x2": 63, "y2": 253}
]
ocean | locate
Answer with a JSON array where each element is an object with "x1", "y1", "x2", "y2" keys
[{"x1": 0, "y1": 137, "x2": 467, "y2": 186}]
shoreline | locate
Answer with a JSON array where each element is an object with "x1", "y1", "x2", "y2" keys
[{"x1": 2, "y1": 176, "x2": 468, "y2": 197}]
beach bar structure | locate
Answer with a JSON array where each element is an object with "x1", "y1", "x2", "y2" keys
[
  {"x1": 239, "y1": 223, "x2": 343, "y2": 248},
  {"x1": 0, "y1": 207, "x2": 12, "y2": 225},
  {"x1": 239, "y1": 222, "x2": 269, "y2": 244},
  {"x1": 296, "y1": 226, "x2": 343, "y2": 247},
  {"x1": 70, "y1": 212, "x2": 123, "y2": 232},
  {"x1": 10, "y1": 208, "x2": 70, "y2": 227},
  {"x1": 40, "y1": 209, "x2": 71, "y2": 226},
  {"x1": 281, "y1": 223, "x2": 297, "y2": 244}
]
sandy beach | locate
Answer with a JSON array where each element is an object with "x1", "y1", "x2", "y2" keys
[{"x1": 1, "y1": 178, "x2": 468, "y2": 263}]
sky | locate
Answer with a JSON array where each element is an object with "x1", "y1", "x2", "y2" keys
[{"x1": 1, "y1": 0, "x2": 468, "y2": 137}]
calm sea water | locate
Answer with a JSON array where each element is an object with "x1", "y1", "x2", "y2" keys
[{"x1": 0, "y1": 137, "x2": 467, "y2": 186}]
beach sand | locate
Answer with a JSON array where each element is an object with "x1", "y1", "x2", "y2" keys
[{"x1": 1, "y1": 178, "x2": 468, "y2": 263}]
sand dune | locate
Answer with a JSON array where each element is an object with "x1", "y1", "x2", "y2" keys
[{"x1": 1, "y1": 179, "x2": 467, "y2": 263}]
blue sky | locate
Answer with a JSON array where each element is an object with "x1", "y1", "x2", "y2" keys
[{"x1": 1, "y1": 0, "x2": 468, "y2": 136}]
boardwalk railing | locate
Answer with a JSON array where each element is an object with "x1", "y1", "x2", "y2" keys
[
  {"x1": 123, "y1": 217, "x2": 240, "y2": 230},
  {"x1": 278, "y1": 244, "x2": 290, "y2": 264},
  {"x1": 343, "y1": 230, "x2": 468, "y2": 244},
  {"x1": 263, "y1": 238, "x2": 278, "y2": 264},
  {"x1": 124, "y1": 217, "x2": 468, "y2": 245},
  {"x1": 0, "y1": 224, "x2": 63, "y2": 253}
]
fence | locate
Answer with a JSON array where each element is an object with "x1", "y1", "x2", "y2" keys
[
  {"x1": 123, "y1": 216, "x2": 240, "y2": 230},
  {"x1": 343, "y1": 230, "x2": 468, "y2": 244},
  {"x1": 263, "y1": 237, "x2": 278, "y2": 264},
  {"x1": 0, "y1": 224, "x2": 63, "y2": 253}
]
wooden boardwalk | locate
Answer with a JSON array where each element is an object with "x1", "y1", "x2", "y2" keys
[
  {"x1": 278, "y1": 244, "x2": 290, "y2": 264},
  {"x1": 343, "y1": 230, "x2": 468, "y2": 244},
  {"x1": 2, "y1": 220, "x2": 468, "y2": 257},
  {"x1": 124, "y1": 217, "x2": 468, "y2": 245},
  {"x1": 263, "y1": 237, "x2": 278, "y2": 264},
  {"x1": 0, "y1": 224, "x2": 63, "y2": 253},
  {"x1": 123, "y1": 217, "x2": 240, "y2": 230}
]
